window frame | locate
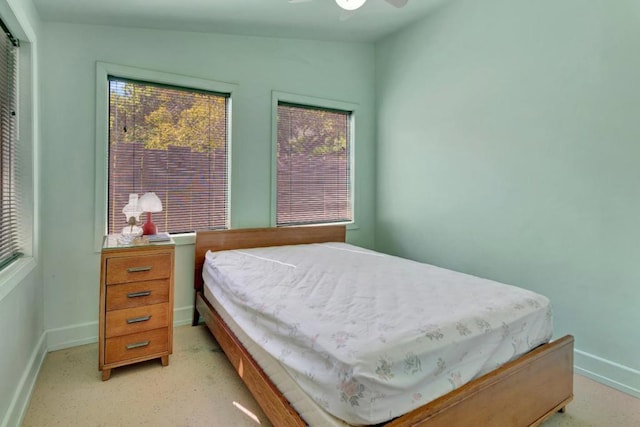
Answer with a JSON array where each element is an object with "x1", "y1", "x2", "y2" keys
[
  {"x1": 0, "y1": 5, "x2": 38, "y2": 302},
  {"x1": 0, "y1": 18, "x2": 20, "y2": 271},
  {"x1": 270, "y1": 91, "x2": 357, "y2": 229},
  {"x1": 94, "y1": 62, "x2": 236, "y2": 251}
]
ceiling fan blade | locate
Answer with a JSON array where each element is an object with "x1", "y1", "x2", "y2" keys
[
  {"x1": 288, "y1": 0, "x2": 313, "y2": 4},
  {"x1": 385, "y1": 0, "x2": 408, "y2": 7}
]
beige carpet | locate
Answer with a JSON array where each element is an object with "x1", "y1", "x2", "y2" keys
[{"x1": 22, "y1": 325, "x2": 640, "y2": 426}]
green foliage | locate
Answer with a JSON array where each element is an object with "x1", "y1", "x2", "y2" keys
[
  {"x1": 109, "y1": 81, "x2": 227, "y2": 152},
  {"x1": 110, "y1": 80, "x2": 350, "y2": 157},
  {"x1": 176, "y1": 95, "x2": 226, "y2": 151},
  {"x1": 144, "y1": 105, "x2": 177, "y2": 149},
  {"x1": 277, "y1": 106, "x2": 349, "y2": 157}
]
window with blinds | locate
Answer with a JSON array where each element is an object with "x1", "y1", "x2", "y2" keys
[
  {"x1": 276, "y1": 102, "x2": 352, "y2": 226},
  {"x1": 108, "y1": 77, "x2": 229, "y2": 235},
  {"x1": 0, "y1": 21, "x2": 20, "y2": 271}
]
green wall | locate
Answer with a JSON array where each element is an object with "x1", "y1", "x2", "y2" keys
[
  {"x1": 376, "y1": 0, "x2": 639, "y2": 396},
  {"x1": 40, "y1": 23, "x2": 376, "y2": 346},
  {"x1": 9, "y1": 0, "x2": 638, "y2": 416}
]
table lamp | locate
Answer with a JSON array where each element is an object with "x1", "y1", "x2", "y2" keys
[
  {"x1": 120, "y1": 194, "x2": 144, "y2": 243},
  {"x1": 138, "y1": 192, "x2": 163, "y2": 235}
]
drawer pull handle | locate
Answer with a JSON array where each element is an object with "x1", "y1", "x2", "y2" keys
[
  {"x1": 127, "y1": 291, "x2": 152, "y2": 298},
  {"x1": 126, "y1": 341, "x2": 150, "y2": 350},
  {"x1": 126, "y1": 315, "x2": 151, "y2": 324},
  {"x1": 127, "y1": 266, "x2": 152, "y2": 273}
]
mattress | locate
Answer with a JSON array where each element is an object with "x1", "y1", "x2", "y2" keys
[{"x1": 203, "y1": 242, "x2": 553, "y2": 425}]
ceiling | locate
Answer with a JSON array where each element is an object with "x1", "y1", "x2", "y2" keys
[{"x1": 32, "y1": 0, "x2": 445, "y2": 43}]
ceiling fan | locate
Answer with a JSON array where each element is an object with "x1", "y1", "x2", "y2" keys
[
  {"x1": 335, "y1": 0, "x2": 408, "y2": 9},
  {"x1": 289, "y1": 0, "x2": 408, "y2": 12}
]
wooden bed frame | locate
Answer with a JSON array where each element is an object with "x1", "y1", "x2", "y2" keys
[{"x1": 193, "y1": 225, "x2": 574, "y2": 427}]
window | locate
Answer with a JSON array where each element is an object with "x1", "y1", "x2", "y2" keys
[
  {"x1": 0, "y1": 20, "x2": 20, "y2": 270},
  {"x1": 275, "y1": 98, "x2": 354, "y2": 226},
  {"x1": 107, "y1": 77, "x2": 229, "y2": 235}
]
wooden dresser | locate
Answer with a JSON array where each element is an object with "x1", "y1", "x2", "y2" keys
[{"x1": 99, "y1": 235, "x2": 175, "y2": 380}]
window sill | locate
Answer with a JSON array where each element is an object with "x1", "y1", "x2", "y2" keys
[
  {"x1": 170, "y1": 232, "x2": 195, "y2": 246},
  {"x1": 95, "y1": 233, "x2": 196, "y2": 253},
  {"x1": 0, "y1": 256, "x2": 37, "y2": 303}
]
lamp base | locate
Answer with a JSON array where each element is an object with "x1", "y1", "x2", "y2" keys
[{"x1": 142, "y1": 212, "x2": 157, "y2": 235}]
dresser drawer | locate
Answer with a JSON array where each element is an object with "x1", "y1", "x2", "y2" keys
[
  {"x1": 106, "y1": 253, "x2": 171, "y2": 285},
  {"x1": 105, "y1": 328, "x2": 168, "y2": 364},
  {"x1": 106, "y1": 280, "x2": 170, "y2": 311},
  {"x1": 105, "y1": 303, "x2": 169, "y2": 338}
]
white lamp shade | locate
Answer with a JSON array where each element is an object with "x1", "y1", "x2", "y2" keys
[
  {"x1": 335, "y1": 0, "x2": 367, "y2": 11},
  {"x1": 138, "y1": 192, "x2": 163, "y2": 213}
]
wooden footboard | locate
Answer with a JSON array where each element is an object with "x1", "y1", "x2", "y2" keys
[
  {"x1": 193, "y1": 226, "x2": 574, "y2": 426},
  {"x1": 385, "y1": 335, "x2": 574, "y2": 427}
]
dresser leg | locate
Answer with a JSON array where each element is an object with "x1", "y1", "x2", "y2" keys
[
  {"x1": 101, "y1": 369, "x2": 111, "y2": 381},
  {"x1": 161, "y1": 355, "x2": 169, "y2": 366}
]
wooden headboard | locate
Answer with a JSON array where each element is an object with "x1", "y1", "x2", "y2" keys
[{"x1": 194, "y1": 225, "x2": 346, "y2": 291}]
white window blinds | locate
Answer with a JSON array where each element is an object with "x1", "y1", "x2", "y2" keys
[
  {"x1": 108, "y1": 77, "x2": 229, "y2": 234},
  {"x1": 0, "y1": 20, "x2": 20, "y2": 270},
  {"x1": 276, "y1": 102, "x2": 352, "y2": 226}
]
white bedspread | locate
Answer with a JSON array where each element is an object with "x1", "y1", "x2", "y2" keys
[{"x1": 203, "y1": 243, "x2": 552, "y2": 425}]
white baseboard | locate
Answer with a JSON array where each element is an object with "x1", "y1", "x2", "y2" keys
[
  {"x1": 2, "y1": 306, "x2": 196, "y2": 425},
  {"x1": 1, "y1": 331, "x2": 47, "y2": 427},
  {"x1": 46, "y1": 321, "x2": 98, "y2": 351},
  {"x1": 173, "y1": 305, "x2": 194, "y2": 326},
  {"x1": 46, "y1": 306, "x2": 195, "y2": 351},
  {"x1": 574, "y1": 348, "x2": 640, "y2": 399}
]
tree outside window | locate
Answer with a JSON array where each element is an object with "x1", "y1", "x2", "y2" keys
[
  {"x1": 108, "y1": 78, "x2": 229, "y2": 234},
  {"x1": 276, "y1": 102, "x2": 352, "y2": 226}
]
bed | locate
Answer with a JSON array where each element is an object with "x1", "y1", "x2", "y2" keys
[{"x1": 193, "y1": 225, "x2": 574, "y2": 426}]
